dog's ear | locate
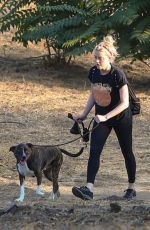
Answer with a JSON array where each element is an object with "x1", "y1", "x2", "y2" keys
[
  {"x1": 9, "y1": 145, "x2": 17, "y2": 153},
  {"x1": 26, "y1": 143, "x2": 33, "y2": 148}
]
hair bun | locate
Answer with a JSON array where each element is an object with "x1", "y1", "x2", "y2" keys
[{"x1": 103, "y1": 35, "x2": 115, "y2": 46}]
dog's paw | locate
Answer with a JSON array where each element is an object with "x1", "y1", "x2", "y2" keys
[
  {"x1": 49, "y1": 190, "x2": 60, "y2": 200},
  {"x1": 35, "y1": 188, "x2": 45, "y2": 196},
  {"x1": 15, "y1": 197, "x2": 24, "y2": 202},
  {"x1": 49, "y1": 191, "x2": 55, "y2": 200}
]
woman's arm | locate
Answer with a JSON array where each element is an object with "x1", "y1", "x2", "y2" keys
[
  {"x1": 75, "y1": 94, "x2": 95, "y2": 120},
  {"x1": 95, "y1": 84, "x2": 129, "y2": 123}
]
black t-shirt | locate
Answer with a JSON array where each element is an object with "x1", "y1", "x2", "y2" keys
[{"x1": 88, "y1": 65, "x2": 131, "y2": 125}]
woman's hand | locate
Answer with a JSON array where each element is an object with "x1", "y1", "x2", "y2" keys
[
  {"x1": 74, "y1": 113, "x2": 87, "y2": 123},
  {"x1": 94, "y1": 114, "x2": 107, "y2": 123}
]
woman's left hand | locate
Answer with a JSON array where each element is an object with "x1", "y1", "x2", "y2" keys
[{"x1": 94, "y1": 115, "x2": 107, "y2": 123}]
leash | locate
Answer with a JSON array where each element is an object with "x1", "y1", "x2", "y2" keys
[{"x1": 34, "y1": 115, "x2": 100, "y2": 148}]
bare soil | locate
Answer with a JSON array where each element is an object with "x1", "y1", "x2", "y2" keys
[{"x1": 0, "y1": 32, "x2": 150, "y2": 230}]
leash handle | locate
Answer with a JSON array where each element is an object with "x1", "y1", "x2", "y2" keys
[
  {"x1": 68, "y1": 113, "x2": 74, "y2": 120},
  {"x1": 68, "y1": 113, "x2": 85, "y2": 136},
  {"x1": 68, "y1": 113, "x2": 84, "y2": 125},
  {"x1": 68, "y1": 113, "x2": 98, "y2": 143},
  {"x1": 34, "y1": 117, "x2": 99, "y2": 148}
]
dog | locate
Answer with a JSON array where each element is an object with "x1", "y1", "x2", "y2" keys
[{"x1": 10, "y1": 143, "x2": 84, "y2": 202}]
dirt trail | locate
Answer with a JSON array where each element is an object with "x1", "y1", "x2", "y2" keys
[{"x1": 0, "y1": 36, "x2": 150, "y2": 229}]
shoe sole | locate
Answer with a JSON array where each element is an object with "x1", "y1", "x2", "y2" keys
[{"x1": 72, "y1": 187, "x2": 93, "y2": 200}]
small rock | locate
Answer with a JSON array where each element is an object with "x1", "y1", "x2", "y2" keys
[
  {"x1": 110, "y1": 202, "x2": 121, "y2": 213},
  {"x1": 68, "y1": 208, "x2": 74, "y2": 214}
]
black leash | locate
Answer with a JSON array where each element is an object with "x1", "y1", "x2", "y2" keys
[
  {"x1": 34, "y1": 115, "x2": 99, "y2": 148},
  {"x1": 34, "y1": 135, "x2": 85, "y2": 148}
]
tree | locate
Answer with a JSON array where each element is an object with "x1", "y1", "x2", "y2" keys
[
  {"x1": 100, "y1": 0, "x2": 150, "y2": 61},
  {"x1": 0, "y1": 0, "x2": 94, "y2": 63},
  {"x1": 0, "y1": 0, "x2": 150, "y2": 63},
  {"x1": 64, "y1": 0, "x2": 150, "y2": 61}
]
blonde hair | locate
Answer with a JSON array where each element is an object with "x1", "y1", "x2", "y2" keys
[{"x1": 93, "y1": 35, "x2": 118, "y2": 63}]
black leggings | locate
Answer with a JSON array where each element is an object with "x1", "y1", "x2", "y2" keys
[{"x1": 87, "y1": 118, "x2": 136, "y2": 184}]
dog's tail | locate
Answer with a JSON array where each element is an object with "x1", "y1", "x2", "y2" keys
[{"x1": 60, "y1": 147, "x2": 84, "y2": 157}]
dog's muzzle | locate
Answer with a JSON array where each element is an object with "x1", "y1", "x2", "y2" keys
[{"x1": 18, "y1": 156, "x2": 27, "y2": 165}]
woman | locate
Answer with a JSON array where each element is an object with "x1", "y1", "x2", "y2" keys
[{"x1": 72, "y1": 35, "x2": 136, "y2": 200}]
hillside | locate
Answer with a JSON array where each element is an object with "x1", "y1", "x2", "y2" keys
[{"x1": 0, "y1": 32, "x2": 150, "y2": 230}]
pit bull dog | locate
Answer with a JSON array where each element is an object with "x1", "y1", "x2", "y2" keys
[{"x1": 10, "y1": 143, "x2": 84, "y2": 202}]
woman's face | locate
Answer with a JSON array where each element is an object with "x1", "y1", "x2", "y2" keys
[{"x1": 94, "y1": 50, "x2": 111, "y2": 70}]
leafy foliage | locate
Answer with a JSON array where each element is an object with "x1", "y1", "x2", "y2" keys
[
  {"x1": 0, "y1": 0, "x2": 149, "y2": 62},
  {"x1": 0, "y1": 0, "x2": 94, "y2": 63},
  {"x1": 102, "y1": 0, "x2": 150, "y2": 60}
]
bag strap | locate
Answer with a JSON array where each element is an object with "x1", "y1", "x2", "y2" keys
[
  {"x1": 113, "y1": 72, "x2": 119, "y2": 87},
  {"x1": 111, "y1": 66, "x2": 138, "y2": 100},
  {"x1": 111, "y1": 66, "x2": 120, "y2": 88}
]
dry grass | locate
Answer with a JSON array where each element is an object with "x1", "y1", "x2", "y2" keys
[{"x1": 0, "y1": 32, "x2": 150, "y2": 229}]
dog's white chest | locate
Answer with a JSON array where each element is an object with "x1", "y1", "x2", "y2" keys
[{"x1": 17, "y1": 162, "x2": 34, "y2": 177}]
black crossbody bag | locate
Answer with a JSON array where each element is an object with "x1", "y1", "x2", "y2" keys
[{"x1": 112, "y1": 68, "x2": 141, "y2": 116}]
